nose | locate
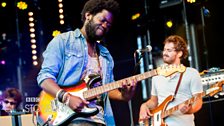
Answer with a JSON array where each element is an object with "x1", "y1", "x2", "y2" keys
[
  {"x1": 101, "y1": 22, "x2": 107, "y2": 28},
  {"x1": 162, "y1": 50, "x2": 167, "y2": 55},
  {"x1": 101, "y1": 20, "x2": 111, "y2": 29},
  {"x1": 101, "y1": 22, "x2": 110, "y2": 29}
]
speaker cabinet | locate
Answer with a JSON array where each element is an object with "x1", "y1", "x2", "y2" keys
[
  {"x1": 0, "y1": 116, "x2": 16, "y2": 126},
  {"x1": 18, "y1": 114, "x2": 37, "y2": 126},
  {"x1": 195, "y1": 98, "x2": 224, "y2": 126}
]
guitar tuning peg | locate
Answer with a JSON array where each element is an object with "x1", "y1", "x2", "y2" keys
[{"x1": 161, "y1": 63, "x2": 168, "y2": 67}]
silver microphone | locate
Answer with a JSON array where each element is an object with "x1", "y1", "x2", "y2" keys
[{"x1": 136, "y1": 45, "x2": 152, "y2": 53}]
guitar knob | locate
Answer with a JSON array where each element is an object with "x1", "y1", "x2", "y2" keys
[
  {"x1": 139, "y1": 121, "x2": 145, "y2": 126},
  {"x1": 48, "y1": 114, "x2": 53, "y2": 121},
  {"x1": 219, "y1": 91, "x2": 224, "y2": 96},
  {"x1": 214, "y1": 94, "x2": 219, "y2": 99}
]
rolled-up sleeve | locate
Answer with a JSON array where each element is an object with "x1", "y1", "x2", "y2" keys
[{"x1": 37, "y1": 35, "x2": 64, "y2": 86}]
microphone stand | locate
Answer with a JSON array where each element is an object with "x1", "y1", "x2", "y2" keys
[
  {"x1": 133, "y1": 51, "x2": 145, "y2": 75},
  {"x1": 128, "y1": 51, "x2": 146, "y2": 126}
]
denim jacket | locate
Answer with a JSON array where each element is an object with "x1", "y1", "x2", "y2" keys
[{"x1": 37, "y1": 28, "x2": 116, "y2": 125}]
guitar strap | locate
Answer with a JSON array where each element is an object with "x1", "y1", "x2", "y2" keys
[{"x1": 173, "y1": 72, "x2": 184, "y2": 99}]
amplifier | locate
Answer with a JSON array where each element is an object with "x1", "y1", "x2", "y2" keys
[
  {"x1": 0, "y1": 115, "x2": 16, "y2": 126},
  {"x1": 18, "y1": 114, "x2": 37, "y2": 126},
  {"x1": 0, "y1": 113, "x2": 37, "y2": 126}
]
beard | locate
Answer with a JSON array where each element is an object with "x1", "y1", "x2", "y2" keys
[
  {"x1": 163, "y1": 55, "x2": 172, "y2": 64},
  {"x1": 85, "y1": 19, "x2": 105, "y2": 43}
]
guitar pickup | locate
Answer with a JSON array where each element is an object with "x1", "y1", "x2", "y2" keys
[{"x1": 51, "y1": 99, "x2": 57, "y2": 111}]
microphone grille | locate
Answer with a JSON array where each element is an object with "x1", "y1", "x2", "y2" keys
[{"x1": 146, "y1": 45, "x2": 152, "y2": 51}]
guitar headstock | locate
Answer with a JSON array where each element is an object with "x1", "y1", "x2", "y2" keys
[
  {"x1": 156, "y1": 64, "x2": 186, "y2": 77},
  {"x1": 207, "y1": 80, "x2": 224, "y2": 97}
]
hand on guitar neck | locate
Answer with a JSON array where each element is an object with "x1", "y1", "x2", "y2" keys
[
  {"x1": 178, "y1": 103, "x2": 192, "y2": 114},
  {"x1": 119, "y1": 77, "x2": 138, "y2": 101}
]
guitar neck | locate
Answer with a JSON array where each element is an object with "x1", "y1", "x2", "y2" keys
[
  {"x1": 162, "y1": 92, "x2": 205, "y2": 118},
  {"x1": 161, "y1": 80, "x2": 223, "y2": 119},
  {"x1": 83, "y1": 69, "x2": 158, "y2": 100}
]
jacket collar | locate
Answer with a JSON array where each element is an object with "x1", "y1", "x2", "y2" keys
[{"x1": 74, "y1": 28, "x2": 110, "y2": 56}]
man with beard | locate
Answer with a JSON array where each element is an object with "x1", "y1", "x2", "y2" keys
[
  {"x1": 37, "y1": 0, "x2": 137, "y2": 126},
  {"x1": 138, "y1": 35, "x2": 203, "y2": 126}
]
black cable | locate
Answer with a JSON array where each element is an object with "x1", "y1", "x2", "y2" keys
[{"x1": 132, "y1": 51, "x2": 145, "y2": 75}]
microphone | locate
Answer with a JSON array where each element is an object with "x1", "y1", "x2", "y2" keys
[{"x1": 136, "y1": 45, "x2": 152, "y2": 53}]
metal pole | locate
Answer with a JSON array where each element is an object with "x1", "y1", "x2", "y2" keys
[
  {"x1": 200, "y1": 6, "x2": 209, "y2": 69},
  {"x1": 182, "y1": 0, "x2": 193, "y2": 67},
  {"x1": 15, "y1": 0, "x2": 23, "y2": 104},
  {"x1": 189, "y1": 24, "x2": 199, "y2": 70},
  {"x1": 143, "y1": 0, "x2": 153, "y2": 102}
]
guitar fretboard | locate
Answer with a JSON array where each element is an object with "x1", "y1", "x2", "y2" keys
[
  {"x1": 162, "y1": 92, "x2": 205, "y2": 118},
  {"x1": 162, "y1": 81, "x2": 223, "y2": 118},
  {"x1": 83, "y1": 69, "x2": 158, "y2": 100}
]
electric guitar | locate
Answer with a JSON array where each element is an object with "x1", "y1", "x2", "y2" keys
[
  {"x1": 38, "y1": 64, "x2": 186, "y2": 126},
  {"x1": 148, "y1": 80, "x2": 224, "y2": 126}
]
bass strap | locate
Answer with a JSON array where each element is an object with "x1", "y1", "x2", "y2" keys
[{"x1": 173, "y1": 72, "x2": 184, "y2": 99}]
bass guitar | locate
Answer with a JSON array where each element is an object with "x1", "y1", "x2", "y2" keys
[{"x1": 147, "y1": 80, "x2": 224, "y2": 126}]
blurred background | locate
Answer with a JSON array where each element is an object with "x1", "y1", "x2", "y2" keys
[{"x1": 0, "y1": 0, "x2": 224, "y2": 125}]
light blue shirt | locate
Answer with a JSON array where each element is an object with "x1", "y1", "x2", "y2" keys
[
  {"x1": 37, "y1": 28, "x2": 116, "y2": 125},
  {"x1": 151, "y1": 67, "x2": 203, "y2": 126}
]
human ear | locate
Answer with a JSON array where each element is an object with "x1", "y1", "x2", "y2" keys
[
  {"x1": 178, "y1": 51, "x2": 183, "y2": 58},
  {"x1": 85, "y1": 12, "x2": 92, "y2": 21}
]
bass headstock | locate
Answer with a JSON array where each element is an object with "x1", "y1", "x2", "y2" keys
[{"x1": 157, "y1": 64, "x2": 186, "y2": 77}]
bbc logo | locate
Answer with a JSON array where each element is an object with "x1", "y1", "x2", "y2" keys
[{"x1": 25, "y1": 97, "x2": 39, "y2": 102}]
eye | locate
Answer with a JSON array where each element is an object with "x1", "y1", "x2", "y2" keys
[
  {"x1": 163, "y1": 49, "x2": 176, "y2": 53},
  {"x1": 97, "y1": 16, "x2": 112, "y2": 28}
]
